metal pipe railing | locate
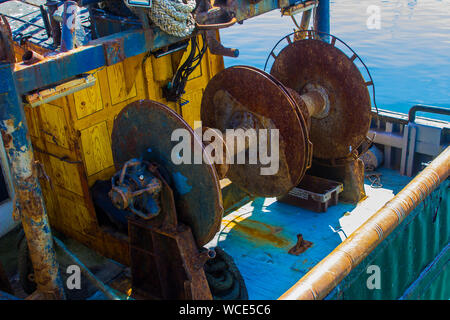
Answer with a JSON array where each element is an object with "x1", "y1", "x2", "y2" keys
[
  {"x1": 408, "y1": 104, "x2": 450, "y2": 123},
  {"x1": 315, "y1": 0, "x2": 330, "y2": 42},
  {"x1": 279, "y1": 146, "x2": 450, "y2": 300},
  {"x1": 60, "y1": 1, "x2": 78, "y2": 52}
]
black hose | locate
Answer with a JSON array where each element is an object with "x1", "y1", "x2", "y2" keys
[
  {"x1": 163, "y1": 33, "x2": 207, "y2": 102},
  {"x1": 204, "y1": 247, "x2": 248, "y2": 300}
]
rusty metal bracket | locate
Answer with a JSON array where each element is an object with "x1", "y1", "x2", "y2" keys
[
  {"x1": 204, "y1": 29, "x2": 239, "y2": 57},
  {"x1": 288, "y1": 234, "x2": 313, "y2": 255},
  {"x1": 127, "y1": 177, "x2": 213, "y2": 299},
  {"x1": 281, "y1": 0, "x2": 318, "y2": 16},
  {"x1": 103, "y1": 38, "x2": 125, "y2": 66},
  {"x1": 34, "y1": 160, "x2": 52, "y2": 186}
]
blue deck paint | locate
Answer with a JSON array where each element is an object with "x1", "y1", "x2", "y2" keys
[{"x1": 207, "y1": 168, "x2": 412, "y2": 299}]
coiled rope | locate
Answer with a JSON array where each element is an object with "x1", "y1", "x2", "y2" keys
[{"x1": 149, "y1": 0, "x2": 197, "y2": 37}]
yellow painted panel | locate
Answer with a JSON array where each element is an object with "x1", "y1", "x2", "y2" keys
[
  {"x1": 48, "y1": 155, "x2": 84, "y2": 196},
  {"x1": 87, "y1": 165, "x2": 116, "y2": 187},
  {"x1": 57, "y1": 194, "x2": 95, "y2": 234},
  {"x1": 143, "y1": 57, "x2": 160, "y2": 100},
  {"x1": 73, "y1": 78, "x2": 103, "y2": 119},
  {"x1": 39, "y1": 103, "x2": 70, "y2": 149},
  {"x1": 80, "y1": 121, "x2": 114, "y2": 176},
  {"x1": 181, "y1": 89, "x2": 203, "y2": 129},
  {"x1": 151, "y1": 54, "x2": 174, "y2": 83},
  {"x1": 24, "y1": 106, "x2": 40, "y2": 138},
  {"x1": 107, "y1": 62, "x2": 137, "y2": 105}
]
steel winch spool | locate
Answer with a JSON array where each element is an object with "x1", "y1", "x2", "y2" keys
[
  {"x1": 269, "y1": 38, "x2": 372, "y2": 161},
  {"x1": 201, "y1": 38, "x2": 373, "y2": 202},
  {"x1": 111, "y1": 100, "x2": 223, "y2": 247},
  {"x1": 109, "y1": 37, "x2": 373, "y2": 244},
  {"x1": 108, "y1": 98, "x2": 253, "y2": 300},
  {"x1": 109, "y1": 100, "x2": 252, "y2": 300}
]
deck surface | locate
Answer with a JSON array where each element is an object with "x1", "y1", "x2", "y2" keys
[
  {"x1": 206, "y1": 168, "x2": 412, "y2": 300},
  {"x1": 0, "y1": 167, "x2": 412, "y2": 300}
]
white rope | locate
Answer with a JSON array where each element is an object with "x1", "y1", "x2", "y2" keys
[{"x1": 149, "y1": 0, "x2": 197, "y2": 38}]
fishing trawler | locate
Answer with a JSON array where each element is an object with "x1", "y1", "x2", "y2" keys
[{"x1": 0, "y1": 0, "x2": 448, "y2": 301}]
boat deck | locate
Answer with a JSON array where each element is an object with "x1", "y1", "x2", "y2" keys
[
  {"x1": 0, "y1": 167, "x2": 413, "y2": 300},
  {"x1": 205, "y1": 168, "x2": 412, "y2": 299}
]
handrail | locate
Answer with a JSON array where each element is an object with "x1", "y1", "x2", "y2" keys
[
  {"x1": 408, "y1": 104, "x2": 450, "y2": 123},
  {"x1": 279, "y1": 146, "x2": 450, "y2": 300}
]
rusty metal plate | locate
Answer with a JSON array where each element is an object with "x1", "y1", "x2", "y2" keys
[
  {"x1": 111, "y1": 100, "x2": 223, "y2": 247},
  {"x1": 201, "y1": 66, "x2": 310, "y2": 197},
  {"x1": 103, "y1": 38, "x2": 125, "y2": 66},
  {"x1": 270, "y1": 39, "x2": 371, "y2": 160}
]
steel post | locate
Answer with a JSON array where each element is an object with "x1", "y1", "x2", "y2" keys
[
  {"x1": 46, "y1": 0, "x2": 61, "y2": 47},
  {"x1": 0, "y1": 63, "x2": 65, "y2": 300},
  {"x1": 316, "y1": 0, "x2": 330, "y2": 42},
  {"x1": 61, "y1": 1, "x2": 78, "y2": 52}
]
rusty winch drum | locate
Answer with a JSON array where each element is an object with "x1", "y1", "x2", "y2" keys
[
  {"x1": 110, "y1": 37, "x2": 373, "y2": 244},
  {"x1": 201, "y1": 38, "x2": 372, "y2": 200},
  {"x1": 269, "y1": 38, "x2": 372, "y2": 161},
  {"x1": 111, "y1": 100, "x2": 223, "y2": 247}
]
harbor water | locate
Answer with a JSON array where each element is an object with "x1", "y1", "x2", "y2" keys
[{"x1": 221, "y1": 0, "x2": 450, "y2": 121}]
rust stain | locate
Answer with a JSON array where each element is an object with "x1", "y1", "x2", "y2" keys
[
  {"x1": 231, "y1": 219, "x2": 290, "y2": 248},
  {"x1": 1, "y1": 130, "x2": 12, "y2": 148}
]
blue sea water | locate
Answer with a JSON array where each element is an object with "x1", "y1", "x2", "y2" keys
[{"x1": 220, "y1": 0, "x2": 450, "y2": 121}]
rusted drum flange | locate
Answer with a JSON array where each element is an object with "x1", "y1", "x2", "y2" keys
[
  {"x1": 201, "y1": 66, "x2": 311, "y2": 197},
  {"x1": 245, "y1": 66, "x2": 312, "y2": 140},
  {"x1": 270, "y1": 39, "x2": 372, "y2": 160},
  {"x1": 111, "y1": 100, "x2": 223, "y2": 247}
]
